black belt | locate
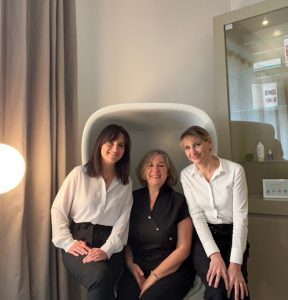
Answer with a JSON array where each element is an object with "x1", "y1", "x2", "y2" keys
[
  {"x1": 208, "y1": 223, "x2": 233, "y2": 236},
  {"x1": 208, "y1": 223, "x2": 233, "y2": 230},
  {"x1": 70, "y1": 221, "x2": 112, "y2": 248}
]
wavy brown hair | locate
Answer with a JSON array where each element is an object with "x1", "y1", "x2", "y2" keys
[{"x1": 136, "y1": 149, "x2": 178, "y2": 187}]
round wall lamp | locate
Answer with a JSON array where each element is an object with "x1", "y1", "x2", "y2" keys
[{"x1": 0, "y1": 143, "x2": 26, "y2": 194}]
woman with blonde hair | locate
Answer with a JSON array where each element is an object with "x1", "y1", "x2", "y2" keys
[{"x1": 179, "y1": 126, "x2": 250, "y2": 300}]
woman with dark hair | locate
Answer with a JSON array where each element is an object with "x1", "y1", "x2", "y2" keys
[
  {"x1": 51, "y1": 124, "x2": 133, "y2": 300},
  {"x1": 117, "y1": 149, "x2": 195, "y2": 300},
  {"x1": 179, "y1": 126, "x2": 250, "y2": 300}
]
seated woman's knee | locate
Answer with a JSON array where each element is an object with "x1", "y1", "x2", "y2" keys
[{"x1": 85, "y1": 263, "x2": 113, "y2": 289}]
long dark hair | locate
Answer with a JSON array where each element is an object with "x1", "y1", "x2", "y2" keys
[{"x1": 84, "y1": 124, "x2": 131, "y2": 184}]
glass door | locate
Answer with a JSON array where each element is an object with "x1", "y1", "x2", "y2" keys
[
  {"x1": 214, "y1": 3, "x2": 288, "y2": 299},
  {"x1": 223, "y1": 6, "x2": 288, "y2": 199}
]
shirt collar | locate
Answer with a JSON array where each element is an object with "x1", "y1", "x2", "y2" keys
[
  {"x1": 189, "y1": 156, "x2": 226, "y2": 178},
  {"x1": 103, "y1": 176, "x2": 121, "y2": 193},
  {"x1": 217, "y1": 157, "x2": 228, "y2": 173}
]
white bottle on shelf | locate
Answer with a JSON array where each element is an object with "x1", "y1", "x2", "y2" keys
[{"x1": 256, "y1": 141, "x2": 265, "y2": 162}]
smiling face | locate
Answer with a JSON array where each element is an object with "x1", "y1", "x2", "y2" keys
[
  {"x1": 101, "y1": 133, "x2": 125, "y2": 166},
  {"x1": 181, "y1": 135, "x2": 212, "y2": 166},
  {"x1": 144, "y1": 154, "x2": 168, "y2": 189}
]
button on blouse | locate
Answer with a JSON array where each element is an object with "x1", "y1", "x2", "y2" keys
[
  {"x1": 51, "y1": 166, "x2": 133, "y2": 258},
  {"x1": 128, "y1": 185, "x2": 190, "y2": 272},
  {"x1": 180, "y1": 158, "x2": 248, "y2": 264}
]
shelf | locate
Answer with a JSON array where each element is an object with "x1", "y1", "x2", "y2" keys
[
  {"x1": 231, "y1": 104, "x2": 288, "y2": 114},
  {"x1": 248, "y1": 195, "x2": 288, "y2": 217}
]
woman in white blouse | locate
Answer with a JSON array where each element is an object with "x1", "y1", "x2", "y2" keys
[
  {"x1": 51, "y1": 124, "x2": 133, "y2": 300},
  {"x1": 179, "y1": 126, "x2": 250, "y2": 300}
]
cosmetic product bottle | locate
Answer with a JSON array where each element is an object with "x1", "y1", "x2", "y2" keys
[
  {"x1": 267, "y1": 149, "x2": 273, "y2": 161},
  {"x1": 257, "y1": 141, "x2": 265, "y2": 162}
]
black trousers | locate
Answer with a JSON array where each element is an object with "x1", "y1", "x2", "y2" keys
[
  {"x1": 62, "y1": 222, "x2": 125, "y2": 300},
  {"x1": 116, "y1": 263, "x2": 195, "y2": 300},
  {"x1": 190, "y1": 224, "x2": 250, "y2": 300}
]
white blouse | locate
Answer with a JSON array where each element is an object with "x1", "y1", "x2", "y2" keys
[
  {"x1": 51, "y1": 166, "x2": 133, "y2": 258},
  {"x1": 180, "y1": 158, "x2": 248, "y2": 264}
]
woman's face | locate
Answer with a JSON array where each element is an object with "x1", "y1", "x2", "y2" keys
[
  {"x1": 144, "y1": 154, "x2": 168, "y2": 189},
  {"x1": 101, "y1": 133, "x2": 125, "y2": 166},
  {"x1": 181, "y1": 135, "x2": 211, "y2": 165}
]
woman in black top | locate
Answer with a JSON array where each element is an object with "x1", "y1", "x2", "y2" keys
[{"x1": 117, "y1": 149, "x2": 195, "y2": 300}]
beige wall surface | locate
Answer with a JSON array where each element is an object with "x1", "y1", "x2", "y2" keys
[
  {"x1": 75, "y1": 0, "x2": 232, "y2": 157},
  {"x1": 75, "y1": 1, "x2": 267, "y2": 157},
  {"x1": 230, "y1": 0, "x2": 265, "y2": 10}
]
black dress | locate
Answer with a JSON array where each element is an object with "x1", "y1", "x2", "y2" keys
[{"x1": 116, "y1": 185, "x2": 195, "y2": 300}]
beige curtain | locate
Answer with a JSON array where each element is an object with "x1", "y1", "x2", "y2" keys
[{"x1": 0, "y1": 1, "x2": 78, "y2": 299}]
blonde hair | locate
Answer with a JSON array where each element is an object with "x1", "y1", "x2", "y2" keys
[
  {"x1": 136, "y1": 149, "x2": 178, "y2": 187},
  {"x1": 180, "y1": 126, "x2": 210, "y2": 148}
]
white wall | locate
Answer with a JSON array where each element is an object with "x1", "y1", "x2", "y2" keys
[
  {"x1": 230, "y1": 0, "x2": 264, "y2": 10},
  {"x1": 75, "y1": 0, "x2": 266, "y2": 159},
  {"x1": 76, "y1": 0, "x2": 230, "y2": 155}
]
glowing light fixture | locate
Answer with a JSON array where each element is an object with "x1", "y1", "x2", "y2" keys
[
  {"x1": 273, "y1": 30, "x2": 281, "y2": 37},
  {"x1": 262, "y1": 17, "x2": 269, "y2": 26},
  {"x1": 0, "y1": 143, "x2": 25, "y2": 194}
]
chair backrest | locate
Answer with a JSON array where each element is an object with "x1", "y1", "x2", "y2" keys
[{"x1": 81, "y1": 103, "x2": 217, "y2": 191}]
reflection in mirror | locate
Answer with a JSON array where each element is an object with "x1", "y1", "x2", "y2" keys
[
  {"x1": 230, "y1": 121, "x2": 284, "y2": 162},
  {"x1": 224, "y1": 6, "x2": 288, "y2": 160}
]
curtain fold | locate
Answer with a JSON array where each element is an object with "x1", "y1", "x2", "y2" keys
[{"x1": 0, "y1": 1, "x2": 78, "y2": 299}]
